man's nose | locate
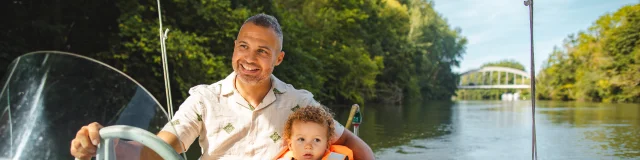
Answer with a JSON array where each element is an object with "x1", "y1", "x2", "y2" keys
[{"x1": 243, "y1": 51, "x2": 258, "y2": 62}]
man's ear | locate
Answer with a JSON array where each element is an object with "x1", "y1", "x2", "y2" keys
[{"x1": 275, "y1": 51, "x2": 285, "y2": 66}]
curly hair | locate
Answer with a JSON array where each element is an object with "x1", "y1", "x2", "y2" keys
[{"x1": 283, "y1": 105, "x2": 335, "y2": 145}]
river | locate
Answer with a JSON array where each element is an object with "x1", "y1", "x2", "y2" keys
[{"x1": 328, "y1": 100, "x2": 640, "y2": 159}]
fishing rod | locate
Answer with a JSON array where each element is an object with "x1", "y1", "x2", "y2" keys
[{"x1": 524, "y1": 0, "x2": 538, "y2": 159}]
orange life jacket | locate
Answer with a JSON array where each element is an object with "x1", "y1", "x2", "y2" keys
[{"x1": 274, "y1": 145, "x2": 353, "y2": 160}]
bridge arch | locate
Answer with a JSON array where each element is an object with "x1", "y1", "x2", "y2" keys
[{"x1": 458, "y1": 66, "x2": 531, "y2": 89}]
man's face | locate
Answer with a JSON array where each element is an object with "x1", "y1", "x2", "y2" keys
[
  {"x1": 232, "y1": 22, "x2": 284, "y2": 85},
  {"x1": 288, "y1": 121, "x2": 329, "y2": 160}
]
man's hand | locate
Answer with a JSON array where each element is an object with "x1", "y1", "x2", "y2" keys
[
  {"x1": 70, "y1": 122, "x2": 103, "y2": 160},
  {"x1": 69, "y1": 121, "x2": 184, "y2": 160}
]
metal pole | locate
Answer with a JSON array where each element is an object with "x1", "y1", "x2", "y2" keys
[
  {"x1": 513, "y1": 71, "x2": 516, "y2": 85},
  {"x1": 351, "y1": 106, "x2": 362, "y2": 136},
  {"x1": 524, "y1": 0, "x2": 538, "y2": 159},
  {"x1": 498, "y1": 71, "x2": 501, "y2": 85},
  {"x1": 482, "y1": 71, "x2": 486, "y2": 85},
  {"x1": 156, "y1": 1, "x2": 187, "y2": 159},
  {"x1": 490, "y1": 71, "x2": 493, "y2": 85},
  {"x1": 157, "y1": 0, "x2": 174, "y2": 119},
  {"x1": 353, "y1": 125, "x2": 359, "y2": 136},
  {"x1": 506, "y1": 72, "x2": 509, "y2": 84}
]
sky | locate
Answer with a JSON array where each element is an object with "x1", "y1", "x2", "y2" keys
[{"x1": 430, "y1": 0, "x2": 639, "y2": 73}]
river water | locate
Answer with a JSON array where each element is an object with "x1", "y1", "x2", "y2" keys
[{"x1": 329, "y1": 100, "x2": 640, "y2": 160}]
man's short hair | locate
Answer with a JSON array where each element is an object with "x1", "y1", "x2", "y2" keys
[{"x1": 243, "y1": 13, "x2": 283, "y2": 50}]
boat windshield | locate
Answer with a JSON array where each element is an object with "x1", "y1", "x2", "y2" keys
[{"x1": 0, "y1": 51, "x2": 177, "y2": 159}]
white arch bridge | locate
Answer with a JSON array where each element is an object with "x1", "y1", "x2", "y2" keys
[{"x1": 458, "y1": 66, "x2": 531, "y2": 89}]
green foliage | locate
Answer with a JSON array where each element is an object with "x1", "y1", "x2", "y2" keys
[
  {"x1": 102, "y1": 0, "x2": 241, "y2": 104},
  {"x1": 0, "y1": 0, "x2": 121, "y2": 82},
  {"x1": 1, "y1": 0, "x2": 466, "y2": 105},
  {"x1": 537, "y1": 4, "x2": 640, "y2": 103},
  {"x1": 372, "y1": 0, "x2": 467, "y2": 103},
  {"x1": 481, "y1": 59, "x2": 526, "y2": 71}
]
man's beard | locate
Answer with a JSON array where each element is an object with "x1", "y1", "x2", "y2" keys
[{"x1": 235, "y1": 68, "x2": 272, "y2": 85}]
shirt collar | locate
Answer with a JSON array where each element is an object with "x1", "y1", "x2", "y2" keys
[{"x1": 220, "y1": 72, "x2": 288, "y2": 96}]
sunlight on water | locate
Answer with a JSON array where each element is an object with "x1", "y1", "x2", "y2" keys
[{"x1": 329, "y1": 100, "x2": 640, "y2": 159}]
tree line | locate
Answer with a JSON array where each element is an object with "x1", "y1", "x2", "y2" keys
[
  {"x1": 0, "y1": 0, "x2": 466, "y2": 106},
  {"x1": 456, "y1": 4, "x2": 639, "y2": 103},
  {"x1": 536, "y1": 4, "x2": 640, "y2": 103}
]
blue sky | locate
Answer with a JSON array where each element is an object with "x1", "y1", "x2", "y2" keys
[{"x1": 431, "y1": 0, "x2": 639, "y2": 73}]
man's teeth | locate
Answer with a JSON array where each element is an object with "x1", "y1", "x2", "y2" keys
[{"x1": 242, "y1": 64, "x2": 258, "y2": 71}]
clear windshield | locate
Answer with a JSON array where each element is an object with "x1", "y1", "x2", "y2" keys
[{"x1": 0, "y1": 51, "x2": 176, "y2": 159}]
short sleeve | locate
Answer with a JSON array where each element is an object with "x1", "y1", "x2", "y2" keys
[{"x1": 160, "y1": 94, "x2": 205, "y2": 151}]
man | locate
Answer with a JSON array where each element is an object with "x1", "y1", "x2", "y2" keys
[{"x1": 70, "y1": 13, "x2": 374, "y2": 159}]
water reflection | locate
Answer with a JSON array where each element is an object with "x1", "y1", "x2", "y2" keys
[
  {"x1": 328, "y1": 100, "x2": 640, "y2": 159},
  {"x1": 331, "y1": 101, "x2": 454, "y2": 153},
  {"x1": 537, "y1": 101, "x2": 640, "y2": 158}
]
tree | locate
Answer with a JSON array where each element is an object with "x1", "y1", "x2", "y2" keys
[
  {"x1": 537, "y1": 4, "x2": 640, "y2": 103},
  {"x1": 2, "y1": 0, "x2": 468, "y2": 106}
]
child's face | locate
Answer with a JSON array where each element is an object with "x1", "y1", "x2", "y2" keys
[{"x1": 288, "y1": 120, "x2": 329, "y2": 160}]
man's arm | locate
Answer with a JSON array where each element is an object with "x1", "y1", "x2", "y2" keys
[
  {"x1": 115, "y1": 131, "x2": 184, "y2": 160},
  {"x1": 157, "y1": 131, "x2": 187, "y2": 153},
  {"x1": 333, "y1": 129, "x2": 374, "y2": 160},
  {"x1": 73, "y1": 87, "x2": 208, "y2": 159},
  {"x1": 140, "y1": 131, "x2": 185, "y2": 160}
]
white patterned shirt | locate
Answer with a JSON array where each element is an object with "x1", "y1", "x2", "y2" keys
[{"x1": 161, "y1": 72, "x2": 345, "y2": 160}]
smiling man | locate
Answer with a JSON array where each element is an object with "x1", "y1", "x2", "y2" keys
[{"x1": 70, "y1": 13, "x2": 374, "y2": 160}]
